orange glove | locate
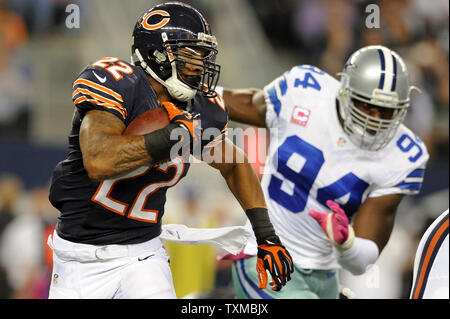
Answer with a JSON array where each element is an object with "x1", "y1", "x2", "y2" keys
[
  {"x1": 161, "y1": 101, "x2": 201, "y2": 156},
  {"x1": 256, "y1": 243, "x2": 294, "y2": 291},
  {"x1": 160, "y1": 101, "x2": 198, "y2": 139}
]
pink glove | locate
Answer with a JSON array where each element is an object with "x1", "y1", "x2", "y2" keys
[{"x1": 308, "y1": 200, "x2": 355, "y2": 250}]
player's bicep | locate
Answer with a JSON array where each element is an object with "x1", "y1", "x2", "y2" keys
[
  {"x1": 352, "y1": 194, "x2": 404, "y2": 251},
  {"x1": 80, "y1": 110, "x2": 126, "y2": 158}
]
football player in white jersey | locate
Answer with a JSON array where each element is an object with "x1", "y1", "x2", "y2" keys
[{"x1": 217, "y1": 45, "x2": 429, "y2": 298}]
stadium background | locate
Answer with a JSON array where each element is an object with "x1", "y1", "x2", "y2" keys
[{"x1": 0, "y1": 0, "x2": 448, "y2": 299}]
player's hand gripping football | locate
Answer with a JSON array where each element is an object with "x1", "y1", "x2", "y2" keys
[
  {"x1": 256, "y1": 238, "x2": 294, "y2": 291},
  {"x1": 161, "y1": 101, "x2": 200, "y2": 153},
  {"x1": 161, "y1": 101, "x2": 199, "y2": 138},
  {"x1": 308, "y1": 200, "x2": 355, "y2": 250}
]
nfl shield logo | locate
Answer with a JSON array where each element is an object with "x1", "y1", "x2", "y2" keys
[{"x1": 291, "y1": 106, "x2": 310, "y2": 126}]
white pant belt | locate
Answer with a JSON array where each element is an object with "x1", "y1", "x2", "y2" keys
[{"x1": 47, "y1": 231, "x2": 162, "y2": 262}]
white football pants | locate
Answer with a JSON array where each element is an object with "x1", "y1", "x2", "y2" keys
[{"x1": 47, "y1": 230, "x2": 176, "y2": 299}]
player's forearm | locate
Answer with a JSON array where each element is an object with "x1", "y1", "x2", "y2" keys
[
  {"x1": 352, "y1": 194, "x2": 403, "y2": 252},
  {"x1": 338, "y1": 237, "x2": 379, "y2": 275},
  {"x1": 221, "y1": 88, "x2": 266, "y2": 127},
  {"x1": 221, "y1": 161, "x2": 267, "y2": 211},
  {"x1": 82, "y1": 135, "x2": 150, "y2": 180},
  {"x1": 80, "y1": 110, "x2": 151, "y2": 180}
]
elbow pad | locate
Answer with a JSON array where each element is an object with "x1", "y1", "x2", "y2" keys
[{"x1": 338, "y1": 237, "x2": 379, "y2": 275}]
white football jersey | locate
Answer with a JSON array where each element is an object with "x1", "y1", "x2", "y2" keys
[{"x1": 244, "y1": 65, "x2": 429, "y2": 270}]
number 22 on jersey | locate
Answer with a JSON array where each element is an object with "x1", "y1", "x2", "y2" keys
[
  {"x1": 91, "y1": 57, "x2": 133, "y2": 81},
  {"x1": 91, "y1": 158, "x2": 185, "y2": 223}
]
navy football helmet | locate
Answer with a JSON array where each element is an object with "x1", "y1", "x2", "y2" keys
[{"x1": 131, "y1": 2, "x2": 220, "y2": 101}]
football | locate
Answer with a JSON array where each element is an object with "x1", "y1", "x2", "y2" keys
[{"x1": 124, "y1": 107, "x2": 170, "y2": 136}]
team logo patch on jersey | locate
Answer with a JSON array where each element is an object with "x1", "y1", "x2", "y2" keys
[
  {"x1": 291, "y1": 106, "x2": 310, "y2": 126},
  {"x1": 337, "y1": 137, "x2": 347, "y2": 147}
]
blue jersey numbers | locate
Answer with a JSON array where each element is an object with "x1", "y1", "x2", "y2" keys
[
  {"x1": 396, "y1": 133, "x2": 424, "y2": 163},
  {"x1": 268, "y1": 136, "x2": 369, "y2": 218}
]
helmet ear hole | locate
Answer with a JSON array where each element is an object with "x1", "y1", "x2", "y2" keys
[{"x1": 153, "y1": 49, "x2": 167, "y2": 64}]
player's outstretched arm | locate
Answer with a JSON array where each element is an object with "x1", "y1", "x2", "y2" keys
[
  {"x1": 221, "y1": 88, "x2": 267, "y2": 127},
  {"x1": 208, "y1": 138, "x2": 294, "y2": 291}
]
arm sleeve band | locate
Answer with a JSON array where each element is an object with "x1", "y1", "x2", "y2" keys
[
  {"x1": 338, "y1": 237, "x2": 379, "y2": 275},
  {"x1": 246, "y1": 207, "x2": 280, "y2": 245},
  {"x1": 143, "y1": 123, "x2": 181, "y2": 164}
]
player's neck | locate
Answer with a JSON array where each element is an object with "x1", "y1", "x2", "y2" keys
[{"x1": 146, "y1": 74, "x2": 173, "y2": 103}]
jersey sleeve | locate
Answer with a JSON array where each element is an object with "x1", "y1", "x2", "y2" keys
[
  {"x1": 263, "y1": 72, "x2": 289, "y2": 129},
  {"x1": 71, "y1": 65, "x2": 128, "y2": 122},
  {"x1": 201, "y1": 92, "x2": 229, "y2": 150},
  {"x1": 263, "y1": 65, "x2": 333, "y2": 129},
  {"x1": 368, "y1": 133, "x2": 430, "y2": 197}
]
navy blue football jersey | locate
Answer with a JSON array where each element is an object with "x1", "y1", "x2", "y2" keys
[{"x1": 49, "y1": 57, "x2": 228, "y2": 245}]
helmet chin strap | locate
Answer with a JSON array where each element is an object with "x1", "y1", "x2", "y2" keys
[{"x1": 133, "y1": 48, "x2": 196, "y2": 102}]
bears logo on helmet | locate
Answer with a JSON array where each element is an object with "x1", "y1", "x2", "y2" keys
[{"x1": 140, "y1": 10, "x2": 170, "y2": 31}]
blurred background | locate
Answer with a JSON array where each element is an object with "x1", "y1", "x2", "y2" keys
[{"x1": 0, "y1": 0, "x2": 448, "y2": 299}]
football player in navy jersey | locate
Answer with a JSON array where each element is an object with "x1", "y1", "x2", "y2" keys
[{"x1": 47, "y1": 2, "x2": 293, "y2": 299}]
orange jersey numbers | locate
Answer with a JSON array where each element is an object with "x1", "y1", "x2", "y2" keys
[
  {"x1": 91, "y1": 57, "x2": 134, "y2": 81},
  {"x1": 91, "y1": 158, "x2": 185, "y2": 223}
]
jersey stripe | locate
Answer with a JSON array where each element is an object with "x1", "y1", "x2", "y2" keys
[
  {"x1": 235, "y1": 259, "x2": 273, "y2": 299},
  {"x1": 279, "y1": 75, "x2": 288, "y2": 96},
  {"x1": 394, "y1": 181, "x2": 422, "y2": 191},
  {"x1": 73, "y1": 78, "x2": 123, "y2": 102},
  {"x1": 203, "y1": 125, "x2": 228, "y2": 149},
  {"x1": 411, "y1": 212, "x2": 449, "y2": 299},
  {"x1": 407, "y1": 168, "x2": 425, "y2": 178},
  {"x1": 267, "y1": 86, "x2": 282, "y2": 116},
  {"x1": 72, "y1": 87, "x2": 127, "y2": 117},
  {"x1": 73, "y1": 96, "x2": 126, "y2": 119}
]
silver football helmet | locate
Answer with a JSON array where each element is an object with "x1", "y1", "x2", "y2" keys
[{"x1": 337, "y1": 45, "x2": 412, "y2": 151}]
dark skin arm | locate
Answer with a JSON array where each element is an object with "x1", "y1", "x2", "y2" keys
[
  {"x1": 223, "y1": 88, "x2": 267, "y2": 128},
  {"x1": 79, "y1": 109, "x2": 151, "y2": 180},
  {"x1": 221, "y1": 87, "x2": 406, "y2": 253},
  {"x1": 205, "y1": 138, "x2": 267, "y2": 210},
  {"x1": 352, "y1": 194, "x2": 405, "y2": 252}
]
